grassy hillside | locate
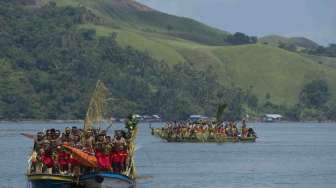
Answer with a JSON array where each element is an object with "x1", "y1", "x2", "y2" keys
[
  {"x1": 303, "y1": 54, "x2": 336, "y2": 69},
  {"x1": 18, "y1": 0, "x2": 336, "y2": 106},
  {"x1": 259, "y1": 35, "x2": 319, "y2": 50},
  {"x1": 54, "y1": 0, "x2": 230, "y2": 45},
  {"x1": 3, "y1": 0, "x2": 336, "y2": 120},
  {"x1": 78, "y1": 23, "x2": 336, "y2": 106}
]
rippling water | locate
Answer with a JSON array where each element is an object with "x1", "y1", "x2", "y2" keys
[{"x1": 1, "y1": 122, "x2": 336, "y2": 188}]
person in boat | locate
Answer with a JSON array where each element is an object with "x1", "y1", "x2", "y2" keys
[
  {"x1": 111, "y1": 130, "x2": 128, "y2": 172},
  {"x1": 241, "y1": 119, "x2": 249, "y2": 138},
  {"x1": 231, "y1": 122, "x2": 238, "y2": 137},
  {"x1": 225, "y1": 123, "x2": 232, "y2": 137},
  {"x1": 33, "y1": 132, "x2": 45, "y2": 151},
  {"x1": 95, "y1": 134, "x2": 112, "y2": 171},
  {"x1": 31, "y1": 132, "x2": 45, "y2": 174},
  {"x1": 71, "y1": 126, "x2": 81, "y2": 140},
  {"x1": 247, "y1": 128, "x2": 257, "y2": 137},
  {"x1": 40, "y1": 140, "x2": 55, "y2": 174},
  {"x1": 54, "y1": 129, "x2": 63, "y2": 146},
  {"x1": 71, "y1": 134, "x2": 82, "y2": 148},
  {"x1": 56, "y1": 146, "x2": 71, "y2": 174},
  {"x1": 61, "y1": 127, "x2": 72, "y2": 143},
  {"x1": 47, "y1": 129, "x2": 57, "y2": 148},
  {"x1": 82, "y1": 129, "x2": 95, "y2": 153}
]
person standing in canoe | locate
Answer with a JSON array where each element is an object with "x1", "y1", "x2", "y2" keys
[
  {"x1": 40, "y1": 139, "x2": 54, "y2": 174},
  {"x1": 231, "y1": 122, "x2": 238, "y2": 137},
  {"x1": 112, "y1": 130, "x2": 128, "y2": 173},
  {"x1": 31, "y1": 132, "x2": 44, "y2": 174},
  {"x1": 95, "y1": 133, "x2": 112, "y2": 170},
  {"x1": 241, "y1": 119, "x2": 249, "y2": 138},
  {"x1": 81, "y1": 129, "x2": 95, "y2": 153},
  {"x1": 56, "y1": 146, "x2": 71, "y2": 174},
  {"x1": 61, "y1": 127, "x2": 72, "y2": 143}
]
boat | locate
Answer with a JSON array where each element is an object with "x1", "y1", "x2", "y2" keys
[
  {"x1": 151, "y1": 127, "x2": 257, "y2": 143},
  {"x1": 151, "y1": 104, "x2": 257, "y2": 143},
  {"x1": 25, "y1": 81, "x2": 138, "y2": 188}
]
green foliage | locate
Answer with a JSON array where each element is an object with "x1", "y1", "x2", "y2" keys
[
  {"x1": 0, "y1": 3, "x2": 255, "y2": 120},
  {"x1": 299, "y1": 79, "x2": 330, "y2": 108},
  {"x1": 0, "y1": 59, "x2": 39, "y2": 119},
  {"x1": 258, "y1": 79, "x2": 333, "y2": 121},
  {"x1": 216, "y1": 104, "x2": 227, "y2": 122},
  {"x1": 307, "y1": 44, "x2": 336, "y2": 57},
  {"x1": 227, "y1": 32, "x2": 257, "y2": 45}
]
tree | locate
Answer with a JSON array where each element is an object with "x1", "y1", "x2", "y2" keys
[
  {"x1": 299, "y1": 79, "x2": 330, "y2": 108},
  {"x1": 227, "y1": 32, "x2": 251, "y2": 45}
]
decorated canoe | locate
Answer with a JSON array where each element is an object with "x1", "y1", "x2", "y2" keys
[{"x1": 151, "y1": 128, "x2": 256, "y2": 143}]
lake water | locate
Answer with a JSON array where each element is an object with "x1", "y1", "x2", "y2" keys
[{"x1": 0, "y1": 122, "x2": 336, "y2": 188}]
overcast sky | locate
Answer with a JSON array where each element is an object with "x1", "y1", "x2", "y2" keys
[{"x1": 136, "y1": 0, "x2": 336, "y2": 46}]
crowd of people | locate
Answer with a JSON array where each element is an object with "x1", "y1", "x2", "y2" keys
[
  {"x1": 30, "y1": 126, "x2": 129, "y2": 176},
  {"x1": 163, "y1": 119, "x2": 257, "y2": 139}
]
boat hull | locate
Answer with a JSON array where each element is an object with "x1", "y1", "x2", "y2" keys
[
  {"x1": 152, "y1": 128, "x2": 256, "y2": 143},
  {"x1": 80, "y1": 172, "x2": 135, "y2": 188},
  {"x1": 27, "y1": 174, "x2": 74, "y2": 188},
  {"x1": 166, "y1": 137, "x2": 255, "y2": 143}
]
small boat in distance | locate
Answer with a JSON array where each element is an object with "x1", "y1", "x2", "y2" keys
[
  {"x1": 151, "y1": 104, "x2": 257, "y2": 143},
  {"x1": 151, "y1": 116, "x2": 257, "y2": 143}
]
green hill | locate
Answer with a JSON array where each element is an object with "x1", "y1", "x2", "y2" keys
[
  {"x1": 55, "y1": 0, "x2": 230, "y2": 45},
  {"x1": 259, "y1": 35, "x2": 319, "y2": 50},
  {"x1": 53, "y1": 0, "x2": 336, "y2": 104},
  {"x1": 1, "y1": 0, "x2": 336, "y2": 120}
]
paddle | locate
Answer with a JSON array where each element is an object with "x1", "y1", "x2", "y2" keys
[{"x1": 20, "y1": 133, "x2": 34, "y2": 139}]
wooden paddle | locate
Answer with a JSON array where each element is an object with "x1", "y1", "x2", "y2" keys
[{"x1": 20, "y1": 133, "x2": 34, "y2": 139}]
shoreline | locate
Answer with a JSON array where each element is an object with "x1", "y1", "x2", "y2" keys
[{"x1": 0, "y1": 120, "x2": 336, "y2": 124}]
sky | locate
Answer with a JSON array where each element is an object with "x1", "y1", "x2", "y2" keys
[{"x1": 136, "y1": 0, "x2": 336, "y2": 46}]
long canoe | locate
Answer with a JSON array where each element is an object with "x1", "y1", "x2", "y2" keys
[{"x1": 151, "y1": 128, "x2": 256, "y2": 143}]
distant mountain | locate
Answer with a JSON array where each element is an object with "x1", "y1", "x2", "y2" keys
[{"x1": 259, "y1": 35, "x2": 319, "y2": 50}]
